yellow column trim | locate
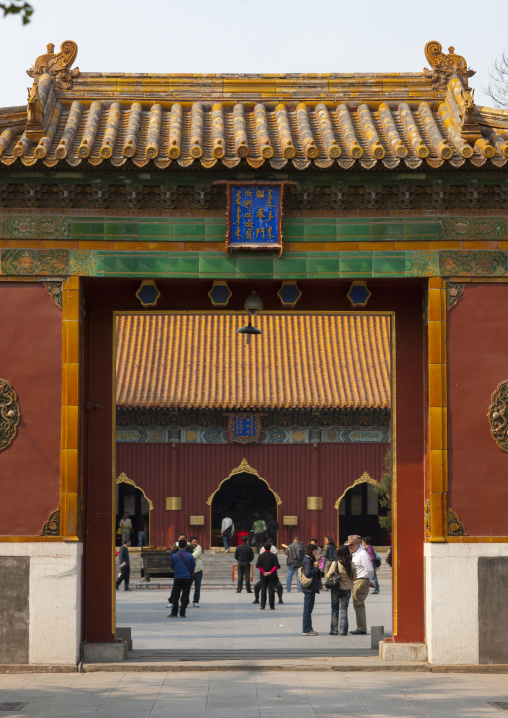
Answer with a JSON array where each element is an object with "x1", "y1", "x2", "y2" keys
[
  {"x1": 60, "y1": 276, "x2": 81, "y2": 538},
  {"x1": 427, "y1": 278, "x2": 447, "y2": 542}
]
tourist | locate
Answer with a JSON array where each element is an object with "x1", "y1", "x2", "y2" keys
[
  {"x1": 167, "y1": 539, "x2": 196, "y2": 618},
  {"x1": 345, "y1": 535, "x2": 375, "y2": 635},
  {"x1": 322, "y1": 536, "x2": 337, "y2": 590},
  {"x1": 302, "y1": 542, "x2": 321, "y2": 636},
  {"x1": 309, "y1": 538, "x2": 323, "y2": 557},
  {"x1": 326, "y1": 545, "x2": 357, "y2": 635},
  {"x1": 284, "y1": 536, "x2": 304, "y2": 593},
  {"x1": 221, "y1": 515, "x2": 235, "y2": 553},
  {"x1": 255, "y1": 541, "x2": 280, "y2": 610},
  {"x1": 137, "y1": 518, "x2": 148, "y2": 548},
  {"x1": 266, "y1": 513, "x2": 278, "y2": 545},
  {"x1": 258, "y1": 540, "x2": 284, "y2": 603},
  {"x1": 252, "y1": 513, "x2": 267, "y2": 553},
  {"x1": 172, "y1": 534, "x2": 191, "y2": 553},
  {"x1": 234, "y1": 535, "x2": 254, "y2": 593},
  {"x1": 190, "y1": 536, "x2": 203, "y2": 607},
  {"x1": 362, "y1": 536, "x2": 380, "y2": 594},
  {"x1": 115, "y1": 539, "x2": 131, "y2": 592},
  {"x1": 119, "y1": 512, "x2": 132, "y2": 545}
]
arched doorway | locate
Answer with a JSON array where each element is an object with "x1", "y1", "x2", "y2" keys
[
  {"x1": 335, "y1": 472, "x2": 386, "y2": 546},
  {"x1": 207, "y1": 459, "x2": 280, "y2": 548},
  {"x1": 115, "y1": 472, "x2": 153, "y2": 547}
]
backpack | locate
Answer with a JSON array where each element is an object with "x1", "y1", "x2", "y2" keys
[
  {"x1": 374, "y1": 550, "x2": 381, "y2": 568},
  {"x1": 223, "y1": 523, "x2": 232, "y2": 537}
]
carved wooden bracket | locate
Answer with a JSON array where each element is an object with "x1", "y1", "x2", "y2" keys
[
  {"x1": 0, "y1": 378, "x2": 20, "y2": 451},
  {"x1": 40, "y1": 508, "x2": 60, "y2": 536},
  {"x1": 448, "y1": 508, "x2": 468, "y2": 536},
  {"x1": 446, "y1": 283, "x2": 465, "y2": 310},
  {"x1": 43, "y1": 281, "x2": 63, "y2": 309}
]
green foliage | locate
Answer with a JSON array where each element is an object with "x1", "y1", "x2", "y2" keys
[
  {"x1": 375, "y1": 449, "x2": 392, "y2": 532},
  {"x1": 0, "y1": 1, "x2": 33, "y2": 24}
]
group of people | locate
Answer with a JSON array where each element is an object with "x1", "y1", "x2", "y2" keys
[
  {"x1": 221, "y1": 513, "x2": 278, "y2": 554},
  {"x1": 235, "y1": 532, "x2": 382, "y2": 636},
  {"x1": 118, "y1": 511, "x2": 148, "y2": 547}
]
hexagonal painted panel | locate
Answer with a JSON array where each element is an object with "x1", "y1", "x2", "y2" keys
[
  {"x1": 347, "y1": 281, "x2": 371, "y2": 307},
  {"x1": 208, "y1": 281, "x2": 232, "y2": 306},
  {"x1": 136, "y1": 280, "x2": 161, "y2": 307},
  {"x1": 277, "y1": 281, "x2": 302, "y2": 307}
]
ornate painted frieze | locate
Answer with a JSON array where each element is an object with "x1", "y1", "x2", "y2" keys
[
  {"x1": 488, "y1": 380, "x2": 508, "y2": 453},
  {"x1": 69, "y1": 250, "x2": 99, "y2": 276},
  {"x1": 446, "y1": 283, "x2": 465, "y2": 310},
  {"x1": 227, "y1": 413, "x2": 262, "y2": 444},
  {"x1": 448, "y1": 508, "x2": 468, "y2": 536},
  {"x1": 407, "y1": 251, "x2": 440, "y2": 277},
  {"x1": 1, "y1": 215, "x2": 70, "y2": 239},
  {"x1": 0, "y1": 379, "x2": 20, "y2": 451},
  {"x1": 40, "y1": 508, "x2": 60, "y2": 536},
  {"x1": 116, "y1": 424, "x2": 391, "y2": 445},
  {"x1": 439, "y1": 250, "x2": 507, "y2": 277},
  {"x1": 440, "y1": 217, "x2": 507, "y2": 242},
  {"x1": 1, "y1": 248, "x2": 69, "y2": 275},
  {"x1": 424, "y1": 499, "x2": 431, "y2": 538}
]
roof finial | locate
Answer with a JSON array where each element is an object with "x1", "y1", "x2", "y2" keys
[
  {"x1": 27, "y1": 41, "x2": 79, "y2": 90},
  {"x1": 423, "y1": 41, "x2": 475, "y2": 91}
]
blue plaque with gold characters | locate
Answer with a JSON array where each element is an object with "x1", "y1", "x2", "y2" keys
[
  {"x1": 225, "y1": 183, "x2": 284, "y2": 255},
  {"x1": 228, "y1": 413, "x2": 262, "y2": 444}
]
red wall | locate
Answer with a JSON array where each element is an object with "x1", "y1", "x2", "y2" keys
[
  {"x1": 0, "y1": 283, "x2": 61, "y2": 535},
  {"x1": 448, "y1": 284, "x2": 508, "y2": 536},
  {"x1": 116, "y1": 442, "x2": 387, "y2": 548}
]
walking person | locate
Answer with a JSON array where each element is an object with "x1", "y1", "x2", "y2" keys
[
  {"x1": 326, "y1": 545, "x2": 357, "y2": 635},
  {"x1": 302, "y1": 542, "x2": 321, "y2": 636},
  {"x1": 168, "y1": 539, "x2": 196, "y2": 618},
  {"x1": 118, "y1": 512, "x2": 132, "y2": 545},
  {"x1": 345, "y1": 535, "x2": 375, "y2": 635},
  {"x1": 256, "y1": 541, "x2": 280, "y2": 610},
  {"x1": 322, "y1": 536, "x2": 337, "y2": 591},
  {"x1": 362, "y1": 536, "x2": 380, "y2": 594},
  {"x1": 115, "y1": 539, "x2": 131, "y2": 591},
  {"x1": 284, "y1": 537, "x2": 304, "y2": 593},
  {"x1": 234, "y1": 535, "x2": 254, "y2": 593},
  {"x1": 252, "y1": 513, "x2": 267, "y2": 553},
  {"x1": 221, "y1": 515, "x2": 235, "y2": 553},
  {"x1": 190, "y1": 536, "x2": 203, "y2": 607}
]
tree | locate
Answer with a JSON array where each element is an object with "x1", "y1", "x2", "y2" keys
[
  {"x1": 375, "y1": 449, "x2": 392, "y2": 533},
  {"x1": 0, "y1": 1, "x2": 33, "y2": 24},
  {"x1": 485, "y1": 50, "x2": 508, "y2": 109}
]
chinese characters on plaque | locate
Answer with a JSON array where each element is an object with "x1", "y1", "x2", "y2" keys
[
  {"x1": 228, "y1": 414, "x2": 262, "y2": 444},
  {"x1": 226, "y1": 184, "x2": 283, "y2": 255}
]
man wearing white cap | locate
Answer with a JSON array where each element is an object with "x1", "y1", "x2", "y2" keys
[{"x1": 345, "y1": 534, "x2": 375, "y2": 635}]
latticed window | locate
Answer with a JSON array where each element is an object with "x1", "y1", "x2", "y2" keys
[
  {"x1": 367, "y1": 484, "x2": 379, "y2": 515},
  {"x1": 351, "y1": 494, "x2": 362, "y2": 516},
  {"x1": 124, "y1": 494, "x2": 135, "y2": 516}
]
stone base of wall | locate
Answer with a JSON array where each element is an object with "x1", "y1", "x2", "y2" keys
[
  {"x1": 425, "y1": 543, "x2": 508, "y2": 665},
  {"x1": 380, "y1": 642, "x2": 428, "y2": 662},
  {"x1": 0, "y1": 542, "x2": 82, "y2": 665}
]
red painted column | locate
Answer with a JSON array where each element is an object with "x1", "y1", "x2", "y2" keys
[{"x1": 84, "y1": 309, "x2": 115, "y2": 643}]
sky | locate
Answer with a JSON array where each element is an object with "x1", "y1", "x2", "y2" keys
[{"x1": 0, "y1": 0, "x2": 506, "y2": 108}]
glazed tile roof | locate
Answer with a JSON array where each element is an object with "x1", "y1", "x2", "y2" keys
[
  {"x1": 115, "y1": 313, "x2": 391, "y2": 410},
  {"x1": 0, "y1": 41, "x2": 507, "y2": 172}
]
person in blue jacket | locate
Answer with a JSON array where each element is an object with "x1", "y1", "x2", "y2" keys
[
  {"x1": 168, "y1": 539, "x2": 196, "y2": 618},
  {"x1": 302, "y1": 542, "x2": 321, "y2": 636}
]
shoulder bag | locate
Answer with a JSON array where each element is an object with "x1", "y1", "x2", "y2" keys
[
  {"x1": 298, "y1": 559, "x2": 314, "y2": 588},
  {"x1": 324, "y1": 560, "x2": 342, "y2": 590}
]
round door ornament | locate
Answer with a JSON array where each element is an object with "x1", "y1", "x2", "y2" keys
[
  {"x1": 488, "y1": 380, "x2": 508, "y2": 453},
  {"x1": 0, "y1": 378, "x2": 20, "y2": 451}
]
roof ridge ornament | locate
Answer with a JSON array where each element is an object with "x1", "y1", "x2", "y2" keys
[
  {"x1": 27, "y1": 41, "x2": 79, "y2": 90},
  {"x1": 423, "y1": 41, "x2": 475, "y2": 91}
]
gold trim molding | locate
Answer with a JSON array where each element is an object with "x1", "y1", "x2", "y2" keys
[
  {"x1": 334, "y1": 472, "x2": 378, "y2": 509},
  {"x1": 116, "y1": 472, "x2": 154, "y2": 510},
  {"x1": 0, "y1": 378, "x2": 20, "y2": 452},
  {"x1": 206, "y1": 458, "x2": 282, "y2": 506}
]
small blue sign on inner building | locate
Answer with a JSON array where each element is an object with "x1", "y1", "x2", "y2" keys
[{"x1": 226, "y1": 184, "x2": 283, "y2": 255}]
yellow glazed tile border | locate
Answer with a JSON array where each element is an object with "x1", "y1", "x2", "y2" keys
[
  {"x1": 427, "y1": 277, "x2": 447, "y2": 542},
  {"x1": 60, "y1": 276, "x2": 81, "y2": 538}
]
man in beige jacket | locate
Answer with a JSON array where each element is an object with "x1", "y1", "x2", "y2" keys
[{"x1": 345, "y1": 535, "x2": 375, "y2": 635}]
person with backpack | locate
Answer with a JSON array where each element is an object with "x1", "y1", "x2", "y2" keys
[
  {"x1": 362, "y1": 536, "x2": 381, "y2": 594},
  {"x1": 221, "y1": 515, "x2": 235, "y2": 553},
  {"x1": 284, "y1": 537, "x2": 304, "y2": 592},
  {"x1": 325, "y1": 545, "x2": 358, "y2": 635},
  {"x1": 300, "y1": 542, "x2": 321, "y2": 636}
]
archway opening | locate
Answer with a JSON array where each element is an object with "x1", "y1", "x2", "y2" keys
[
  {"x1": 337, "y1": 475, "x2": 389, "y2": 546},
  {"x1": 115, "y1": 477, "x2": 151, "y2": 548},
  {"x1": 211, "y1": 471, "x2": 277, "y2": 547}
]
